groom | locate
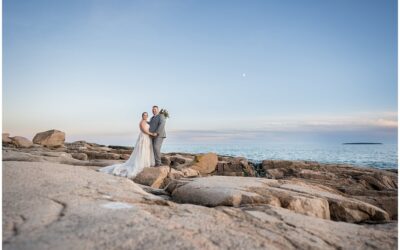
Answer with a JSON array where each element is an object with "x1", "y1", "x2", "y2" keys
[{"x1": 149, "y1": 105, "x2": 166, "y2": 167}]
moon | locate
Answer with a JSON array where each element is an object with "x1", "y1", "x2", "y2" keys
[{"x1": 242, "y1": 73, "x2": 246, "y2": 77}]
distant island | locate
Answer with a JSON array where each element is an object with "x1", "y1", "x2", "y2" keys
[{"x1": 342, "y1": 142, "x2": 383, "y2": 145}]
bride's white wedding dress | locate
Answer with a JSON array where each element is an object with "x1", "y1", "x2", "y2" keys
[{"x1": 98, "y1": 123, "x2": 155, "y2": 179}]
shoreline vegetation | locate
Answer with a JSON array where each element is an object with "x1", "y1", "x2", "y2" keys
[{"x1": 2, "y1": 130, "x2": 398, "y2": 249}]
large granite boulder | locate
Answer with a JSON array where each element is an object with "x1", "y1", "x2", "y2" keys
[
  {"x1": 33, "y1": 130, "x2": 65, "y2": 147},
  {"x1": 189, "y1": 153, "x2": 218, "y2": 174},
  {"x1": 133, "y1": 166, "x2": 170, "y2": 188}
]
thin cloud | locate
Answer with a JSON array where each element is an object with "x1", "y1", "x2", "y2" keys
[{"x1": 165, "y1": 111, "x2": 397, "y2": 144}]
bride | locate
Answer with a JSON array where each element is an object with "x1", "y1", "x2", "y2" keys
[{"x1": 98, "y1": 112, "x2": 156, "y2": 179}]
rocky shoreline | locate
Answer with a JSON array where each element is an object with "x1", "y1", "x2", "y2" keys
[{"x1": 2, "y1": 130, "x2": 398, "y2": 249}]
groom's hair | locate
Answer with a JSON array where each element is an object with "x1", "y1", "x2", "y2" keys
[{"x1": 152, "y1": 105, "x2": 159, "y2": 109}]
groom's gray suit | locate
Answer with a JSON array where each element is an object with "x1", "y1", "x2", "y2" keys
[{"x1": 149, "y1": 113, "x2": 166, "y2": 166}]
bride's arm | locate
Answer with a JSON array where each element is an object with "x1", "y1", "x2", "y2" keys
[{"x1": 140, "y1": 121, "x2": 155, "y2": 136}]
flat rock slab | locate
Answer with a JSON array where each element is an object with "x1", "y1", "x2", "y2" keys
[
  {"x1": 170, "y1": 176, "x2": 390, "y2": 223},
  {"x1": 2, "y1": 161, "x2": 397, "y2": 250}
]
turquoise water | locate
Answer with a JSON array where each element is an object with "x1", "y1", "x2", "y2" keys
[{"x1": 162, "y1": 143, "x2": 398, "y2": 169}]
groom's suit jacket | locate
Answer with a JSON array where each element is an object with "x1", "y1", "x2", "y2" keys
[{"x1": 149, "y1": 114, "x2": 166, "y2": 138}]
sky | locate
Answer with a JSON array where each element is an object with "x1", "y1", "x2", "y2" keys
[{"x1": 3, "y1": 0, "x2": 398, "y2": 146}]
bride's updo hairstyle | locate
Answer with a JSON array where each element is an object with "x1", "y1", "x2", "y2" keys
[{"x1": 142, "y1": 112, "x2": 148, "y2": 118}]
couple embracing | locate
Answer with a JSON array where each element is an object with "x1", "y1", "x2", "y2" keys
[{"x1": 98, "y1": 105, "x2": 166, "y2": 178}]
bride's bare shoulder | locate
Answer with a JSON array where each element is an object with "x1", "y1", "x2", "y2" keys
[{"x1": 139, "y1": 120, "x2": 148, "y2": 128}]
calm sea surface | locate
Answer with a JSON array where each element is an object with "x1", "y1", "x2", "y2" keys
[{"x1": 162, "y1": 143, "x2": 398, "y2": 169}]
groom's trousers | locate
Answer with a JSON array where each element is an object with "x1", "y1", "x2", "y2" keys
[{"x1": 152, "y1": 137, "x2": 164, "y2": 166}]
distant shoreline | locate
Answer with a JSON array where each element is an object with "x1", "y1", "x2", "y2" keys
[{"x1": 342, "y1": 142, "x2": 383, "y2": 145}]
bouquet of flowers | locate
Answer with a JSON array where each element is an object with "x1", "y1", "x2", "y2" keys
[{"x1": 159, "y1": 109, "x2": 170, "y2": 118}]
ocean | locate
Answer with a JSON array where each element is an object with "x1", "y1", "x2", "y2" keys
[{"x1": 162, "y1": 143, "x2": 398, "y2": 169}]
